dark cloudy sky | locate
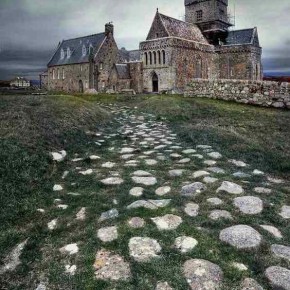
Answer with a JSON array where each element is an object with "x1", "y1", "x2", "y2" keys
[{"x1": 0, "y1": 0, "x2": 289, "y2": 80}]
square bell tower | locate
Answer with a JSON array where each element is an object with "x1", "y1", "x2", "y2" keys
[{"x1": 185, "y1": 0, "x2": 233, "y2": 45}]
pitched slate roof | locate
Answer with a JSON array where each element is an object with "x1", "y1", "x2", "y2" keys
[
  {"x1": 159, "y1": 13, "x2": 208, "y2": 44},
  {"x1": 115, "y1": 64, "x2": 130, "y2": 79},
  {"x1": 225, "y1": 28, "x2": 258, "y2": 46},
  {"x1": 48, "y1": 33, "x2": 106, "y2": 67},
  {"x1": 119, "y1": 49, "x2": 141, "y2": 62}
]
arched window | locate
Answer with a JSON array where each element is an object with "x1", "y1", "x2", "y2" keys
[
  {"x1": 149, "y1": 52, "x2": 152, "y2": 65},
  {"x1": 153, "y1": 51, "x2": 157, "y2": 65},
  {"x1": 196, "y1": 57, "x2": 202, "y2": 78},
  {"x1": 57, "y1": 69, "x2": 60, "y2": 80},
  {"x1": 60, "y1": 49, "x2": 65, "y2": 60},
  {"x1": 162, "y1": 50, "x2": 166, "y2": 65},
  {"x1": 144, "y1": 52, "x2": 148, "y2": 66},
  {"x1": 89, "y1": 44, "x2": 94, "y2": 55},
  {"x1": 158, "y1": 51, "x2": 161, "y2": 64},
  {"x1": 52, "y1": 69, "x2": 55, "y2": 80},
  {"x1": 82, "y1": 45, "x2": 86, "y2": 56},
  {"x1": 67, "y1": 47, "x2": 71, "y2": 58},
  {"x1": 62, "y1": 69, "x2": 65, "y2": 80}
]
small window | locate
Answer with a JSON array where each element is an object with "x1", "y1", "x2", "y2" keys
[
  {"x1": 102, "y1": 81, "x2": 105, "y2": 88},
  {"x1": 62, "y1": 69, "x2": 65, "y2": 79},
  {"x1": 156, "y1": 33, "x2": 159, "y2": 38},
  {"x1": 100, "y1": 62, "x2": 103, "y2": 70},
  {"x1": 196, "y1": 10, "x2": 203, "y2": 22},
  {"x1": 52, "y1": 69, "x2": 55, "y2": 80},
  {"x1": 220, "y1": 9, "x2": 225, "y2": 15},
  {"x1": 67, "y1": 47, "x2": 71, "y2": 58},
  {"x1": 60, "y1": 49, "x2": 65, "y2": 60},
  {"x1": 57, "y1": 69, "x2": 60, "y2": 80},
  {"x1": 80, "y1": 65, "x2": 83, "y2": 72},
  {"x1": 89, "y1": 45, "x2": 94, "y2": 54},
  {"x1": 82, "y1": 45, "x2": 86, "y2": 56},
  {"x1": 162, "y1": 50, "x2": 166, "y2": 65}
]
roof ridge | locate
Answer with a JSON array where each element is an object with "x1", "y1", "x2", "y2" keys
[
  {"x1": 229, "y1": 28, "x2": 255, "y2": 33},
  {"x1": 159, "y1": 13, "x2": 194, "y2": 26},
  {"x1": 62, "y1": 32, "x2": 105, "y2": 43}
]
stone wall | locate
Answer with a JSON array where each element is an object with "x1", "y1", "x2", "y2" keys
[{"x1": 185, "y1": 79, "x2": 290, "y2": 109}]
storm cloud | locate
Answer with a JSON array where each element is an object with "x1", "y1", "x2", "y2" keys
[{"x1": 0, "y1": 0, "x2": 289, "y2": 80}]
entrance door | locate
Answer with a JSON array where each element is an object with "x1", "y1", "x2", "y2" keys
[
  {"x1": 152, "y1": 72, "x2": 159, "y2": 92},
  {"x1": 79, "y1": 80, "x2": 84, "y2": 93}
]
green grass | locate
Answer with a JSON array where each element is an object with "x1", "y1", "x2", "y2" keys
[{"x1": 0, "y1": 93, "x2": 290, "y2": 289}]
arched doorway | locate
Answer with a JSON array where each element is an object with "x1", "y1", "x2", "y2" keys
[
  {"x1": 152, "y1": 72, "x2": 159, "y2": 92},
  {"x1": 79, "y1": 80, "x2": 84, "y2": 93}
]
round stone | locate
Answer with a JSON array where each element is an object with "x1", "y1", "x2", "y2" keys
[
  {"x1": 178, "y1": 158, "x2": 191, "y2": 164},
  {"x1": 151, "y1": 214, "x2": 182, "y2": 230},
  {"x1": 193, "y1": 170, "x2": 210, "y2": 179},
  {"x1": 207, "y1": 198, "x2": 223, "y2": 205},
  {"x1": 174, "y1": 236, "x2": 198, "y2": 253},
  {"x1": 101, "y1": 162, "x2": 116, "y2": 168},
  {"x1": 240, "y1": 278, "x2": 264, "y2": 290},
  {"x1": 59, "y1": 243, "x2": 79, "y2": 255},
  {"x1": 203, "y1": 177, "x2": 219, "y2": 184},
  {"x1": 155, "y1": 186, "x2": 171, "y2": 196},
  {"x1": 183, "y1": 149, "x2": 197, "y2": 154},
  {"x1": 132, "y1": 176, "x2": 157, "y2": 186},
  {"x1": 217, "y1": 181, "x2": 244, "y2": 195},
  {"x1": 207, "y1": 167, "x2": 226, "y2": 174},
  {"x1": 132, "y1": 170, "x2": 152, "y2": 176},
  {"x1": 181, "y1": 182, "x2": 207, "y2": 197},
  {"x1": 229, "y1": 159, "x2": 248, "y2": 167},
  {"x1": 97, "y1": 226, "x2": 118, "y2": 242},
  {"x1": 183, "y1": 259, "x2": 223, "y2": 290},
  {"x1": 128, "y1": 217, "x2": 145, "y2": 228},
  {"x1": 127, "y1": 199, "x2": 171, "y2": 210},
  {"x1": 271, "y1": 244, "x2": 290, "y2": 262},
  {"x1": 129, "y1": 187, "x2": 144, "y2": 197},
  {"x1": 219, "y1": 225, "x2": 262, "y2": 249},
  {"x1": 279, "y1": 205, "x2": 290, "y2": 219},
  {"x1": 101, "y1": 177, "x2": 124, "y2": 185},
  {"x1": 232, "y1": 262, "x2": 248, "y2": 271},
  {"x1": 53, "y1": 184, "x2": 63, "y2": 191},
  {"x1": 204, "y1": 160, "x2": 217, "y2": 166},
  {"x1": 254, "y1": 187, "x2": 272, "y2": 194},
  {"x1": 265, "y1": 266, "x2": 290, "y2": 290},
  {"x1": 129, "y1": 237, "x2": 161, "y2": 262},
  {"x1": 76, "y1": 207, "x2": 86, "y2": 220},
  {"x1": 260, "y1": 225, "x2": 282, "y2": 239},
  {"x1": 169, "y1": 169, "x2": 185, "y2": 177},
  {"x1": 209, "y1": 210, "x2": 233, "y2": 220},
  {"x1": 184, "y1": 203, "x2": 199, "y2": 217},
  {"x1": 207, "y1": 152, "x2": 222, "y2": 159},
  {"x1": 233, "y1": 196, "x2": 263, "y2": 215},
  {"x1": 145, "y1": 159, "x2": 158, "y2": 166},
  {"x1": 94, "y1": 249, "x2": 131, "y2": 281},
  {"x1": 120, "y1": 147, "x2": 135, "y2": 154}
]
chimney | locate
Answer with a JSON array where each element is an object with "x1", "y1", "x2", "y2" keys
[{"x1": 105, "y1": 22, "x2": 114, "y2": 36}]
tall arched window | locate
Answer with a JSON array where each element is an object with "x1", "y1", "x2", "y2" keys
[
  {"x1": 60, "y1": 49, "x2": 65, "y2": 60},
  {"x1": 149, "y1": 52, "x2": 152, "y2": 65},
  {"x1": 67, "y1": 47, "x2": 71, "y2": 58},
  {"x1": 144, "y1": 52, "x2": 148, "y2": 66},
  {"x1": 62, "y1": 68, "x2": 65, "y2": 80},
  {"x1": 57, "y1": 69, "x2": 60, "y2": 80},
  {"x1": 162, "y1": 50, "x2": 166, "y2": 65},
  {"x1": 158, "y1": 51, "x2": 161, "y2": 64},
  {"x1": 153, "y1": 51, "x2": 157, "y2": 65},
  {"x1": 82, "y1": 45, "x2": 86, "y2": 56},
  {"x1": 52, "y1": 69, "x2": 55, "y2": 80},
  {"x1": 196, "y1": 57, "x2": 202, "y2": 78}
]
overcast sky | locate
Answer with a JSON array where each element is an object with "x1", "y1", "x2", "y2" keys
[{"x1": 0, "y1": 0, "x2": 289, "y2": 80}]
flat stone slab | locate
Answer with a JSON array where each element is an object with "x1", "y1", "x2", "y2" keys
[
  {"x1": 207, "y1": 198, "x2": 223, "y2": 205},
  {"x1": 127, "y1": 199, "x2": 171, "y2": 210},
  {"x1": 59, "y1": 243, "x2": 79, "y2": 255},
  {"x1": 178, "y1": 158, "x2": 191, "y2": 164},
  {"x1": 209, "y1": 210, "x2": 233, "y2": 220},
  {"x1": 233, "y1": 196, "x2": 263, "y2": 215},
  {"x1": 169, "y1": 169, "x2": 185, "y2": 177},
  {"x1": 203, "y1": 176, "x2": 219, "y2": 184},
  {"x1": 94, "y1": 249, "x2": 131, "y2": 281},
  {"x1": 145, "y1": 159, "x2": 158, "y2": 166},
  {"x1": 128, "y1": 217, "x2": 145, "y2": 228},
  {"x1": 217, "y1": 181, "x2": 244, "y2": 195},
  {"x1": 207, "y1": 152, "x2": 222, "y2": 159},
  {"x1": 48, "y1": 219, "x2": 57, "y2": 230},
  {"x1": 97, "y1": 226, "x2": 118, "y2": 243},
  {"x1": 233, "y1": 172, "x2": 251, "y2": 178},
  {"x1": 229, "y1": 159, "x2": 248, "y2": 167},
  {"x1": 265, "y1": 266, "x2": 290, "y2": 290},
  {"x1": 219, "y1": 225, "x2": 262, "y2": 249},
  {"x1": 254, "y1": 187, "x2": 272, "y2": 194},
  {"x1": 101, "y1": 162, "x2": 116, "y2": 168},
  {"x1": 79, "y1": 169, "x2": 93, "y2": 175},
  {"x1": 207, "y1": 167, "x2": 226, "y2": 174},
  {"x1": 120, "y1": 147, "x2": 135, "y2": 154},
  {"x1": 260, "y1": 225, "x2": 282, "y2": 239},
  {"x1": 183, "y1": 149, "x2": 197, "y2": 154},
  {"x1": 253, "y1": 169, "x2": 264, "y2": 175},
  {"x1": 279, "y1": 205, "x2": 290, "y2": 219},
  {"x1": 184, "y1": 203, "x2": 199, "y2": 217},
  {"x1": 99, "y1": 209, "x2": 119, "y2": 222},
  {"x1": 53, "y1": 184, "x2": 63, "y2": 191},
  {"x1": 129, "y1": 187, "x2": 144, "y2": 197},
  {"x1": 271, "y1": 244, "x2": 290, "y2": 261},
  {"x1": 156, "y1": 282, "x2": 173, "y2": 290},
  {"x1": 151, "y1": 214, "x2": 182, "y2": 230},
  {"x1": 155, "y1": 186, "x2": 171, "y2": 196},
  {"x1": 132, "y1": 170, "x2": 152, "y2": 176},
  {"x1": 132, "y1": 176, "x2": 157, "y2": 186},
  {"x1": 101, "y1": 177, "x2": 124, "y2": 185},
  {"x1": 240, "y1": 278, "x2": 264, "y2": 290},
  {"x1": 181, "y1": 182, "x2": 207, "y2": 197},
  {"x1": 174, "y1": 236, "x2": 198, "y2": 253},
  {"x1": 193, "y1": 170, "x2": 210, "y2": 178},
  {"x1": 129, "y1": 237, "x2": 161, "y2": 262},
  {"x1": 183, "y1": 259, "x2": 223, "y2": 290},
  {"x1": 204, "y1": 160, "x2": 217, "y2": 166}
]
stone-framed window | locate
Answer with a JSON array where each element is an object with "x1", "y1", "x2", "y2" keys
[
  {"x1": 82, "y1": 45, "x2": 86, "y2": 56},
  {"x1": 153, "y1": 51, "x2": 157, "y2": 65},
  {"x1": 100, "y1": 62, "x2": 103, "y2": 70},
  {"x1": 158, "y1": 51, "x2": 161, "y2": 64},
  {"x1": 149, "y1": 52, "x2": 152, "y2": 65},
  {"x1": 196, "y1": 10, "x2": 203, "y2": 22},
  {"x1": 162, "y1": 50, "x2": 166, "y2": 65},
  {"x1": 60, "y1": 49, "x2": 65, "y2": 60},
  {"x1": 62, "y1": 68, "x2": 65, "y2": 80},
  {"x1": 57, "y1": 69, "x2": 60, "y2": 80},
  {"x1": 144, "y1": 52, "x2": 148, "y2": 66},
  {"x1": 80, "y1": 64, "x2": 83, "y2": 72},
  {"x1": 67, "y1": 47, "x2": 71, "y2": 58},
  {"x1": 52, "y1": 69, "x2": 55, "y2": 80}
]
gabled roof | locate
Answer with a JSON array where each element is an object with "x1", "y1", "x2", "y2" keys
[
  {"x1": 115, "y1": 64, "x2": 130, "y2": 79},
  {"x1": 48, "y1": 33, "x2": 106, "y2": 67},
  {"x1": 225, "y1": 28, "x2": 259, "y2": 46},
  {"x1": 158, "y1": 13, "x2": 209, "y2": 44},
  {"x1": 119, "y1": 49, "x2": 141, "y2": 62}
]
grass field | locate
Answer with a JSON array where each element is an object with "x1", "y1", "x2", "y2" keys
[{"x1": 0, "y1": 93, "x2": 289, "y2": 289}]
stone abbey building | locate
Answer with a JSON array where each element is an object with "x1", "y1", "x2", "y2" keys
[{"x1": 46, "y1": 0, "x2": 262, "y2": 93}]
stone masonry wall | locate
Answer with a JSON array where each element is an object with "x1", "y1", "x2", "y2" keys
[{"x1": 185, "y1": 79, "x2": 290, "y2": 109}]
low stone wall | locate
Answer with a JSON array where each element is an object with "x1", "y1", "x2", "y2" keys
[{"x1": 184, "y1": 79, "x2": 290, "y2": 109}]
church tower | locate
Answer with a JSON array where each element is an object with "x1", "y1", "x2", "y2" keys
[{"x1": 185, "y1": 0, "x2": 233, "y2": 45}]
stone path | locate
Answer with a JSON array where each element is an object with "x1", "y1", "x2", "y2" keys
[{"x1": 6, "y1": 104, "x2": 289, "y2": 289}]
